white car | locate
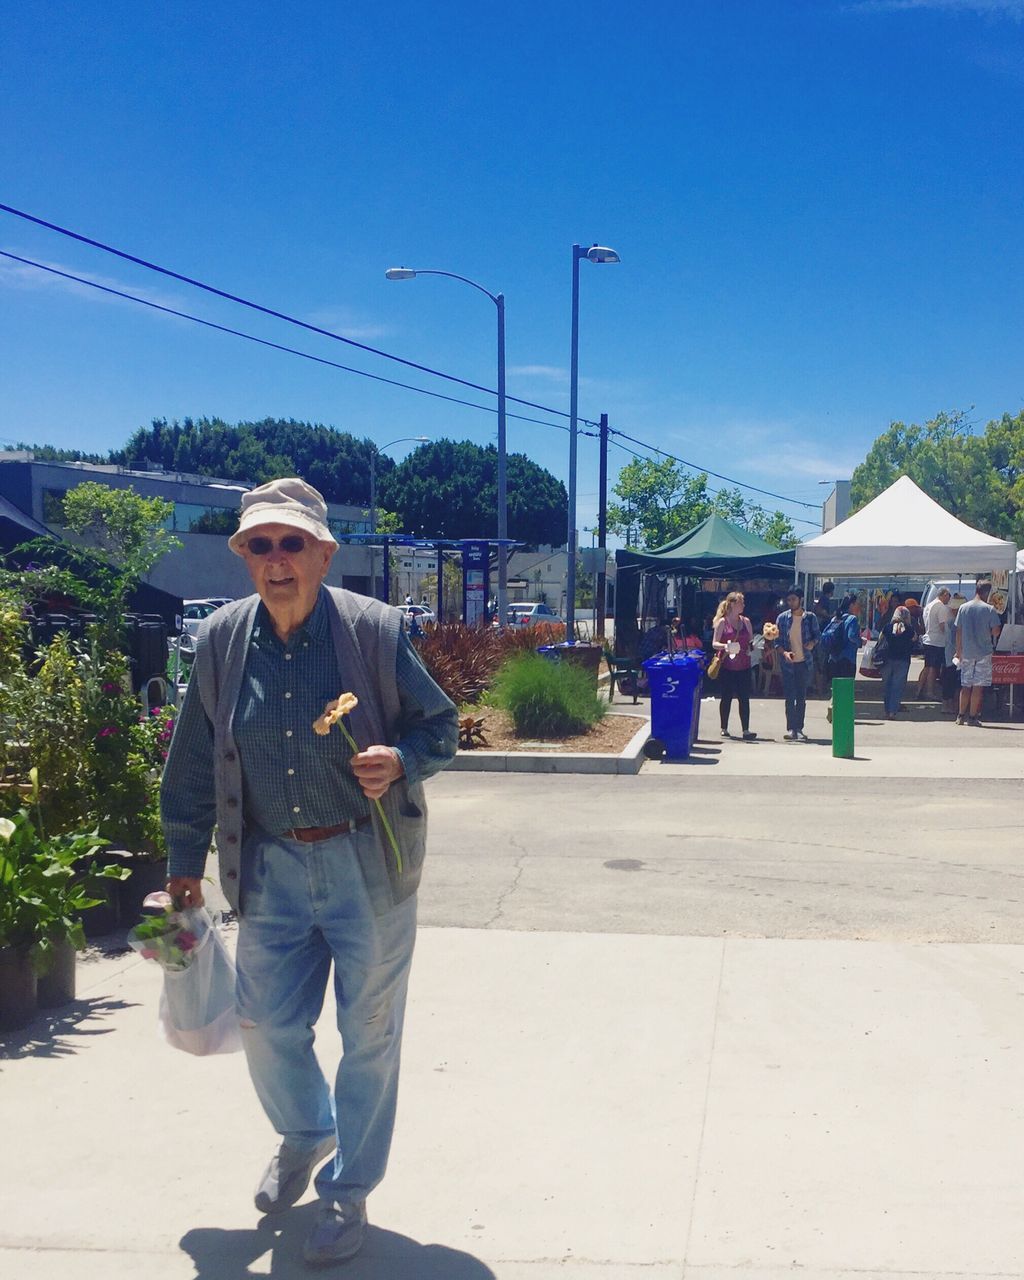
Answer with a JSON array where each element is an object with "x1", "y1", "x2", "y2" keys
[
  {"x1": 505, "y1": 602, "x2": 564, "y2": 628},
  {"x1": 181, "y1": 599, "x2": 226, "y2": 640},
  {"x1": 399, "y1": 603, "x2": 435, "y2": 628}
]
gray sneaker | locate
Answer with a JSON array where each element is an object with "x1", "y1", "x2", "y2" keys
[
  {"x1": 303, "y1": 1199, "x2": 367, "y2": 1266},
  {"x1": 254, "y1": 1136, "x2": 335, "y2": 1215},
  {"x1": 794, "y1": 731, "x2": 809, "y2": 742}
]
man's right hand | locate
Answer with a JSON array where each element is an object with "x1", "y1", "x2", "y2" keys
[{"x1": 166, "y1": 876, "x2": 204, "y2": 909}]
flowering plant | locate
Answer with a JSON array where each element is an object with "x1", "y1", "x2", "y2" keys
[
  {"x1": 313, "y1": 692, "x2": 403, "y2": 874},
  {"x1": 127, "y1": 891, "x2": 201, "y2": 971},
  {"x1": 762, "y1": 622, "x2": 780, "y2": 641}
]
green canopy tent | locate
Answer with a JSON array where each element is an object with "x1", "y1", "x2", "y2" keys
[{"x1": 613, "y1": 514, "x2": 797, "y2": 653}]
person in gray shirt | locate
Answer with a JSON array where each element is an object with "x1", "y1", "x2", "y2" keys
[{"x1": 955, "y1": 580, "x2": 1002, "y2": 726}]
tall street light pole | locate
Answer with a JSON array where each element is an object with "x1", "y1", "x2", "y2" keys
[
  {"x1": 368, "y1": 434, "x2": 428, "y2": 601},
  {"x1": 566, "y1": 244, "x2": 620, "y2": 641},
  {"x1": 386, "y1": 267, "x2": 508, "y2": 626}
]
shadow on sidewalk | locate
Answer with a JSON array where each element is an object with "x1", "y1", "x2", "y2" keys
[
  {"x1": 181, "y1": 1209, "x2": 497, "y2": 1278},
  {"x1": 0, "y1": 996, "x2": 137, "y2": 1060}
]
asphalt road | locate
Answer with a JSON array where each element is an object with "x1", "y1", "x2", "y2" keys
[{"x1": 420, "y1": 768, "x2": 1024, "y2": 943}]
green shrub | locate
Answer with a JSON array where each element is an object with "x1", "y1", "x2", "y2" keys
[{"x1": 487, "y1": 653, "x2": 606, "y2": 738}]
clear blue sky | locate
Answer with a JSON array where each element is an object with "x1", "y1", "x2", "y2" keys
[{"x1": 2, "y1": 0, "x2": 1022, "y2": 539}]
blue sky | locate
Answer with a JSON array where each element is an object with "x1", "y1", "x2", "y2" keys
[{"x1": 2, "y1": 0, "x2": 1022, "y2": 540}]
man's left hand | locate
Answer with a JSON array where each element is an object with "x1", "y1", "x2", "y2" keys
[{"x1": 350, "y1": 745, "x2": 404, "y2": 800}]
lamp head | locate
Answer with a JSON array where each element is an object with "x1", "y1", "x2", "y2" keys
[
  {"x1": 586, "y1": 245, "x2": 620, "y2": 265},
  {"x1": 385, "y1": 268, "x2": 417, "y2": 280}
]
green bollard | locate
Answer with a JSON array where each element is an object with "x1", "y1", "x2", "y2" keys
[{"x1": 831, "y1": 676, "x2": 855, "y2": 759}]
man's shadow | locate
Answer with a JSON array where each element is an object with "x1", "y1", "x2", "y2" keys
[{"x1": 182, "y1": 1205, "x2": 496, "y2": 1278}]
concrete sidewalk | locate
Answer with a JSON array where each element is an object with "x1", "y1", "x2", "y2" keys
[{"x1": 2, "y1": 927, "x2": 1023, "y2": 1279}]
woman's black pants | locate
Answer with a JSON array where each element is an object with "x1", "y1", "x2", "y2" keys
[{"x1": 718, "y1": 666, "x2": 751, "y2": 732}]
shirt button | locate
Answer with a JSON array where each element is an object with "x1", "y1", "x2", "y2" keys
[
  {"x1": 285, "y1": 653, "x2": 293, "y2": 661},
  {"x1": 287, "y1": 768, "x2": 295, "y2": 776},
  {"x1": 285, "y1": 691, "x2": 292, "y2": 699},
  {"x1": 303, "y1": 642, "x2": 309, "y2": 647},
  {"x1": 286, "y1": 730, "x2": 293, "y2": 738},
  {"x1": 293, "y1": 806, "x2": 300, "y2": 814}
]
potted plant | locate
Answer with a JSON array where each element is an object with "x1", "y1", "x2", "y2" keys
[{"x1": 0, "y1": 772, "x2": 128, "y2": 1023}]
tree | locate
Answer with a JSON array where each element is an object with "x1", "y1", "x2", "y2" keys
[
  {"x1": 108, "y1": 417, "x2": 386, "y2": 506},
  {"x1": 850, "y1": 408, "x2": 1023, "y2": 543},
  {"x1": 378, "y1": 439, "x2": 567, "y2": 546},
  {"x1": 607, "y1": 458, "x2": 798, "y2": 549},
  {"x1": 61, "y1": 482, "x2": 181, "y2": 588}
]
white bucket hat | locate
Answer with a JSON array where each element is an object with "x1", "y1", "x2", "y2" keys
[{"x1": 228, "y1": 477, "x2": 339, "y2": 555}]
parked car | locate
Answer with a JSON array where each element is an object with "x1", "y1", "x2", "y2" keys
[
  {"x1": 398, "y1": 603, "x2": 435, "y2": 630},
  {"x1": 181, "y1": 598, "x2": 227, "y2": 639},
  {"x1": 504, "y1": 602, "x2": 564, "y2": 628}
]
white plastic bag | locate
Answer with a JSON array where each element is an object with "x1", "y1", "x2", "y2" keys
[
  {"x1": 158, "y1": 907, "x2": 241, "y2": 1056},
  {"x1": 859, "y1": 640, "x2": 882, "y2": 679}
]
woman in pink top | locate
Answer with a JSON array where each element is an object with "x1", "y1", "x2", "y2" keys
[{"x1": 712, "y1": 591, "x2": 757, "y2": 740}]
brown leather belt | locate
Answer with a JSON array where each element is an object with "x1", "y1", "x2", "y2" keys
[{"x1": 283, "y1": 815, "x2": 372, "y2": 843}]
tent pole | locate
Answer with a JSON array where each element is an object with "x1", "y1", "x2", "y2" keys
[{"x1": 1010, "y1": 566, "x2": 1018, "y2": 718}]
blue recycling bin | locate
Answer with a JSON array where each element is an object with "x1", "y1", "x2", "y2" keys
[{"x1": 641, "y1": 650, "x2": 705, "y2": 759}]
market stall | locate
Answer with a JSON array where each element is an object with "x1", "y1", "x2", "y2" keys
[
  {"x1": 614, "y1": 514, "x2": 796, "y2": 656},
  {"x1": 795, "y1": 475, "x2": 1020, "y2": 705}
]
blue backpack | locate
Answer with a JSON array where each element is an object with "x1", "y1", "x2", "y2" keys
[{"x1": 821, "y1": 614, "x2": 848, "y2": 660}]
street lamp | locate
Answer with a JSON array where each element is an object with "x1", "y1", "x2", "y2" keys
[
  {"x1": 368, "y1": 435, "x2": 428, "y2": 601},
  {"x1": 386, "y1": 266, "x2": 508, "y2": 626},
  {"x1": 566, "y1": 244, "x2": 619, "y2": 641}
]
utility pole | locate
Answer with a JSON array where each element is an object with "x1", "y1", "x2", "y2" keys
[{"x1": 596, "y1": 413, "x2": 608, "y2": 638}]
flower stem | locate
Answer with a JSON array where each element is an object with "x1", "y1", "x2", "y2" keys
[{"x1": 336, "y1": 722, "x2": 403, "y2": 876}]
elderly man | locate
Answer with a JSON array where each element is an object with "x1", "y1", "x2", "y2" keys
[
  {"x1": 916, "y1": 586, "x2": 952, "y2": 701},
  {"x1": 161, "y1": 478, "x2": 458, "y2": 1265}
]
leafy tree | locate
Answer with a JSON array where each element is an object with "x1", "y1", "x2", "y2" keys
[
  {"x1": 107, "y1": 417, "x2": 388, "y2": 506},
  {"x1": 378, "y1": 439, "x2": 567, "y2": 546},
  {"x1": 850, "y1": 408, "x2": 1023, "y2": 543},
  {"x1": 61, "y1": 482, "x2": 181, "y2": 587},
  {"x1": 607, "y1": 458, "x2": 798, "y2": 549}
]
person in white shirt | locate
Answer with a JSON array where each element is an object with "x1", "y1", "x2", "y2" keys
[{"x1": 916, "y1": 587, "x2": 951, "y2": 700}]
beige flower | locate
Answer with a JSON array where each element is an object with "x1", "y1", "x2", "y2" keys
[
  {"x1": 762, "y1": 622, "x2": 780, "y2": 641},
  {"x1": 313, "y1": 691, "x2": 360, "y2": 735}
]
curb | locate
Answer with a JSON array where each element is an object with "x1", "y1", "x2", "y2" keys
[{"x1": 448, "y1": 717, "x2": 652, "y2": 775}]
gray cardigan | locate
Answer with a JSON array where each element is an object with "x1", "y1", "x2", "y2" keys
[{"x1": 190, "y1": 587, "x2": 456, "y2": 916}]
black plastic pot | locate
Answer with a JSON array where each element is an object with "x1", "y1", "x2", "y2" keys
[
  {"x1": 36, "y1": 939, "x2": 77, "y2": 1008},
  {"x1": 0, "y1": 946, "x2": 38, "y2": 1031},
  {"x1": 116, "y1": 856, "x2": 169, "y2": 925},
  {"x1": 75, "y1": 851, "x2": 126, "y2": 938}
]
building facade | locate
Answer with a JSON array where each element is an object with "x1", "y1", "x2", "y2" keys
[{"x1": 0, "y1": 456, "x2": 375, "y2": 600}]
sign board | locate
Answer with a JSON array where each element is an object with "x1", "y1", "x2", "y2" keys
[
  {"x1": 992, "y1": 654, "x2": 1024, "y2": 685},
  {"x1": 462, "y1": 540, "x2": 489, "y2": 626}
]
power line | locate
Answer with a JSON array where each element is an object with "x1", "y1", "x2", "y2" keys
[
  {"x1": 607, "y1": 434, "x2": 820, "y2": 528},
  {"x1": 0, "y1": 201, "x2": 577, "y2": 422},
  {"x1": 606, "y1": 427, "x2": 819, "y2": 510},
  {"x1": 0, "y1": 250, "x2": 591, "y2": 439},
  {"x1": 0, "y1": 203, "x2": 818, "y2": 507}
]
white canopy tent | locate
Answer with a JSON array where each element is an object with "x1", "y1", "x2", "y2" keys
[{"x1": 795, "y1": 475, "x2": 1018, "y2": 576}]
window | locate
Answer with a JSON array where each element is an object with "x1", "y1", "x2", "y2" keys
[{"x1": 173, "y1": 503, "x2": 237, "y2": 534}]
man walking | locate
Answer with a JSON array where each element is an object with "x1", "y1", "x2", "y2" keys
[
  {"x1": 161, "y1": 478, "x2": 458, "y2": 1265},
  {"x1": 955, "y1": 580, "x2": 1002, "y2": 726},
  {"x1": 774, "y1": 584, "x2": 821, "y2": 741}
]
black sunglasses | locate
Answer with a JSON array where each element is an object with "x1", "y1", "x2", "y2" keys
[{"x1": 245, "y1": 534, "x2": 309, "y2": 556}]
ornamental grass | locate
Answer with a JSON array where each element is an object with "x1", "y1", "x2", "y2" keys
[{"x1": 486, "y1": 652, "x2": 605, "y2": 739}]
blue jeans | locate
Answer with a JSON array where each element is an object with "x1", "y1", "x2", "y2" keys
[
  {"x1": 780, "y1": 659, "x2": 810, "y2": 732},
  {"x1": 881, "y1": 657, "x2": 911, "y2": 715},
  {"x1": 236, "y1": 827, "x2": 417, "y2": 1203}
]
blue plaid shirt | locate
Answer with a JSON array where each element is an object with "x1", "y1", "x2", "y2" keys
[{"x1": 162, "y1": 591, "x2": 456, "y2": 873}]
